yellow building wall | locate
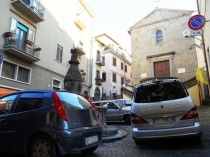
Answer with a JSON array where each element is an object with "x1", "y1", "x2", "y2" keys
[{"x1": 187, "y1": 84, "x2": 200, "y2": 106}]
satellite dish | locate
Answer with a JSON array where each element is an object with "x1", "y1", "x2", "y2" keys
[{"x1": 182, "y1": 29, "x2": 191, "y2": 37}]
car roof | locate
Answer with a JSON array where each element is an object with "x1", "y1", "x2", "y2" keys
[
  {"x1": 92, "y1": 100, "x2": 119, "y2": 103},
  {"x1": 118, "y1": 99, "x2": 131, "y2": 100},
  {"x1": 136, "y1": 77, "x2": 182, "y2": 88},
  {"x1": 0, "y1": 90, "x2": 74, "y2": 98}
]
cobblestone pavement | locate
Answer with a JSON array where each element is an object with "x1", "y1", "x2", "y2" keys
[
  {"x1": 69, "y1": 105, "x2": 210, "y2": 157},
  {"x1": 6, "y1": 105, "x2": 210, "y2": 157}
]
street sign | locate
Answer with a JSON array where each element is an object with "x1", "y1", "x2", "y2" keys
[
  {"x1": 190, "y1": 29, "x2": 203, "y2": 36},
  {"x1": 188, "y1": 14, "x2": 206, "y2": 30},
  {"x1": 0, "y1": 55, "x2": 3, "y2": 64}
]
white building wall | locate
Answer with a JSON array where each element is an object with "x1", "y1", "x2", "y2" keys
[
  {"x1": 90, "y1": 34, "x2": 132, "y2": 100},
  {"x1": 0, "y1": 0, "x2": 94, "y2": 95}
]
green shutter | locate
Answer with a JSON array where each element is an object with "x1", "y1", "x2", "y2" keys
[{"x1": 17, "y1": 22, "x2": 28, "y2": 32}]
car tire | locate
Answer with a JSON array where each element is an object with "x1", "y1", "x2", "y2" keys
[
  {"x1": 81, "y1": 146, "x2": 98, "y2": 154},
  {"x1": 193, "y1": 135, "x2": 201, "y2": 142},
  {"x1": 134, "y1": 139, "x2": 141, "y2": 145},
  {"x1": 124, "y1": 115, "x2": 131, "y2": 124},
  {"x1": 29, "y1": 135, "x2": 58, "y2": 157}
]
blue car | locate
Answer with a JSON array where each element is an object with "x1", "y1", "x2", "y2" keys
[{"x1": 0, "y1": 90, "x2": 102, "y2": 157}]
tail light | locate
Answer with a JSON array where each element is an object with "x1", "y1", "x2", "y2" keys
[
  {"x1": 83, "y1": 97, "x2": 99, "y2": 120},
  {"x1": 130, "y1": 113, "x2": 149, "y2": 124},
  {"x1": 181, "y1": 106, "x2": 198, "y2": 120},
  {"x1": 53, "y1": 91, "x2": 67, "y2": 121}
]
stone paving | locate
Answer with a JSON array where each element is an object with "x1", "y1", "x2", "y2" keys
[
  {"x1": 70, "y1": 104, "x2": 210, "y2": 157},
  {"x1": 6, "y1": 105, "x2": 210, "y2": 157}
]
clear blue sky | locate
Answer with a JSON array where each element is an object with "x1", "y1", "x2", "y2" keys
[{"x1": 86, "y1": 0, "x2": 198, "y2": 52}]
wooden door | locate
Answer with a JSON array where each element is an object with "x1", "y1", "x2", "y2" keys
[{"x1": 154, "y1": 60, "x2": 170, "y2": 77}]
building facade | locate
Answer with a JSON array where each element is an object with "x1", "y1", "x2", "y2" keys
[
  {"x1": 129, "y1": 8, "x2": 198, "y2": 86},
  {"x1": 196, "y1": 0, "x2": 210, "y2": 102},
  {"x1": 89, "y1": 34, "x2": 132, "y2": 101},
  {"x1": 0, "y1": 0, "x2": 94, "y2": 96}
]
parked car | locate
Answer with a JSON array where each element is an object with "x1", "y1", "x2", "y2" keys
[
  {"x1": 118, "y1": 99, "x2": 133, "y2": 106},
  {"x1": 0, "y1": 90, "x2": 102, "y2": 157},
  {"x1": 93, "y1": 100, "x2": 131, "y2": 123},
  {"x1": 131, "y1": 77, "x2": 202, "y2": 144}
]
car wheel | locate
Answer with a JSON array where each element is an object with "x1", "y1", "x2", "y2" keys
[
  {"x1": 134, "y1": 139, "x2": 141, "y2": 145},
  {"x1": 124, "y1": 115, "x2": 131, "y2": 124},
  {"x1": 29, "y1": 135, "x2": 58, "y2": 157},
  {"x1": 81, "y1": 146, "x2": 98, "y2": 154}
]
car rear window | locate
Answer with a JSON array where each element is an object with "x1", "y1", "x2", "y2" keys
[
  {"x1": 14, "y1": 93, "x2": 44, "y2": 113},
  {"x1": 135, "y1": 82, "x2": 188, "y2": 103},
  {"x1": 56, "y1": 92, "x2": 92, "y2": 109}
]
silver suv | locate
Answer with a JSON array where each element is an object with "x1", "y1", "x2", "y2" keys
[
  {"x1": 131, "y1": 77, "x2": 202, "y2": 144},
  {"x1": 92, "y1": 100, "x2": 131, "y2": 124}
]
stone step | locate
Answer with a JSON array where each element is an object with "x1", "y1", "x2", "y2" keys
[
  {"x1": 202, "y1": 98, "x2": 210, "y2": 105},
  {"x1": 102, "y1": 126, "x2": 118, "y2": 137}
]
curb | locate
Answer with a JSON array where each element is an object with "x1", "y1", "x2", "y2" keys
[{"x1": 102, "y1": 128, "x2": 128, "y2": 143}]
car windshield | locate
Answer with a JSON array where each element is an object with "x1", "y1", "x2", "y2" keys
[
  {"x1": 135, "y1": 82, "x2": 188, "y2": 103},
  {"x1": 119, "y1": 99, "x2": 132, "y2": 106}
]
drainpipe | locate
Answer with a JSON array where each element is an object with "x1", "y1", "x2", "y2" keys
[{"x1": 196, "y1": 0, "x2": 210, "y2": 96}]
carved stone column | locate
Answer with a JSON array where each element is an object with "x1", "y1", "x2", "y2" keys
[{"x1": 64, "y1": 48, "x2": 82, "y2": 94}]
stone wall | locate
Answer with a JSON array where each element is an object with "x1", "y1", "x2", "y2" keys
[{"x1": 130, "y1": 9, "x2": 197, "y2": 86}]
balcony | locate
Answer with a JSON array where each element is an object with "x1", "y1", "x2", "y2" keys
[
  {"x1": 95, "y1": 78, "x2": 103, "y2": 86},
  {"x1": 3, "y1": 32, "x2": 41, "y2": 62},
  {"x1": 11, "y1": 0, "x2": 45, "y2": 22},
  {"x1": 96, "y1": 56, "x2": 105, "y2": 66},
  {"x1": 74, "y1": 13, "x2": 86, "y2": 30},
  {"x1": 76, "y1": 47, "x2": 86, "y2": 56}
]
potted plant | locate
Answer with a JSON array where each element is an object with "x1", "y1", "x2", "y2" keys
[
  {"x1": 3, "y1": 32, "x2": 13, "y2": 37},
  {"x1": 25, "y1": 40, "x2": 34, "y2": 46},
  {"x1": 34, "y1": 47, "x2": 42, "y2": 51}
]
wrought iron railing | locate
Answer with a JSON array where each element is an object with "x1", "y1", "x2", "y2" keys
[
  {"x1": 96, "y1": 56, "x2": 105, "y2": 65},
  {"x1": 22, "y1": 0, "x2": 45, "y2": 18},
  {"x1": 3, "y1": 32, "x2": 41, "y2": 59}
]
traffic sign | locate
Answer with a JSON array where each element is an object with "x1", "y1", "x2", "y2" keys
[
  {"x1": 188, "y1": 15, "x2": 206, "y2": 30},
  {"x1": 0, "y1": 55, "x2": 3, "y2": 64},
  {"x1": 190, "y1": 29, "x2": 203, "y2": 36}
]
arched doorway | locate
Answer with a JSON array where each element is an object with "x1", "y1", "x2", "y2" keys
[{"x1": 94, "y1": 87, "x2": 100, "y2": 101}]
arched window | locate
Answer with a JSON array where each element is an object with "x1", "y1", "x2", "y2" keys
[{"x1": 156, "y1": 30, "x2": 163, "y2": 44}]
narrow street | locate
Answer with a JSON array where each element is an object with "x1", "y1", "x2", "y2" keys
[
  {"x1": 70, "y1": 105, "x2": 210, "y2": 157},
  {"x1": 5, "y1": 105, "x2": 210, "y2": 157}
]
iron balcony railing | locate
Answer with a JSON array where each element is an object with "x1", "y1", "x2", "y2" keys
[
  {"x1": 3, "y1": 32, "x2": 41, "y2": 59},
  {"x1": 96, "y1": 56, "x2": 105, "y2": 66},
  {"x1": 95, "y1": 78, "x2": 103, "y2": 85},
  {"x1": 11, "y1": 0, "x2": 45, "y2": 22}
]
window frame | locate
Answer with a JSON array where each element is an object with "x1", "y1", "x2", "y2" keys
[
  {"x1": 121, "y1": 77, "x2": 124, "y2": 85},
  {"x1": 125, "y1": 65, "x2": 127, "y2": 72},
  {"x1": 52, "y1": 78, "x2": 62, "y2": 90},
  {"x1": 56, "y1": 44, "x2": 63, "y2": 63},
  {"x1": 102, "y1": 72, "x2": 106, "y2": 81},
  {"x1": 121, "y1": 62, "x2": 123, "y2": 70},
  {"x1": 0, "y1": 60, "x2": 31, "y2": 84},
  {"x1": 113, "y1": 57, "x2": 116, "y2": 67},
  {"x1": 112, "y1": 73, "x2": 116, "y2": 83},
  {"x1": 156, "y1": 30, "x2": 163, "y2": 44}
]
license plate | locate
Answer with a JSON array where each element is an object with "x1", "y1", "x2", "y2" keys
[
  {"x1": 153, "y1": 116, "x2": 175, "y2": 124},
  {"x1": 85, "y1": 135, "x2": 99, "y2": 145}
]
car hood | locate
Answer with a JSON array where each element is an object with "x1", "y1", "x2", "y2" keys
[{"x1": 122, "y1": 106, "x2": 131, "y2": 111}]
